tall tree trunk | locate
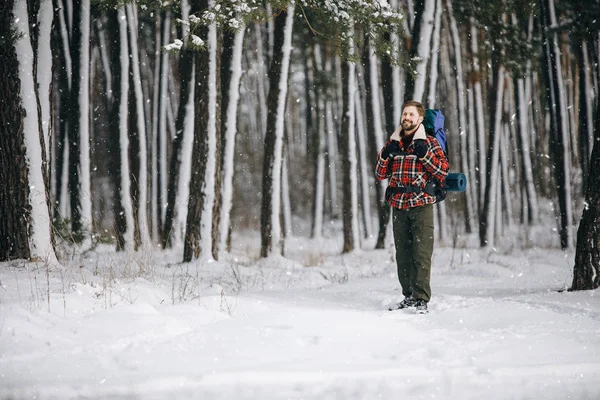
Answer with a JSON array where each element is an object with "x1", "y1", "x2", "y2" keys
[
  {"x1": 209, "y1": 26, "x2": 223, "y2": 261},
  {"x1": 0, "y1": 0, "x2": 57, "y2": 263},
  {"x1": 163, "y1": 47, "x2": 195, "y2": 249},
  {"x1": 184, "y1": 0, "x2": 222, "y2": 262},
  {"x1": 480, "y1": 65, "x2": 505, "y2": 247},
  {"x1": 470, "y1": 22, "x2": 487, "y2": 213},
  {"x1": 355, "y1": 85, "x2": 373, "y2": 239},
  {"x1": 260, "y1": 4, "x2": 294, "y2": 258},
  {"x1": 571, "y1": 96, "x2": 600, "y2": 291},
  {"x1": 125, "y1": 3, "x2": 150, "y2": 248},
  {"x1": 106, "y1": 8, "x2": 134, "y2": 251},
  {"x1": 577, "y1": 40, "x2": 595, "y2": 192},
  {"x1": 219, "y1": 26, "x2": 245, "y2": 252},
  {"x1": 539, "y1": 0, "x2": 573, "y2": 249},
  {"x1": 406, "y1": 0, "x2": 435, "y2": 102},
  {"x1": 51, "y1": 0, "x2": 72, "y2": 226},
  {"x1": 68, "y1": 0, "x2": 92, "y2": 246},
  {"x1": 340, "y1": 30, "x2": 360, "y2": 253},
  {"x1": 184, "y1": 1, "x2": 210, "y2": 262},
  {"x1": 446, "y1": 0, "x2": 474, "y2": 234},
  {"x1": 155, "y1": 9, "x2": 171, "y2": 243},
  {"x1": 311, "y1": 43, "x2": 326, "y2": 239},
  {"x1": 363, "y1": 36, "x2": 389, "y2": 249}
]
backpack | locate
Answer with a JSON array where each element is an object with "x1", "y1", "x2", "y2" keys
[
  {"x1": 423, "y1": 109, "x2": 447, "y2": 154},
  {"x1": 422, "y1": 108, "x2": 448, "y2": 202}
]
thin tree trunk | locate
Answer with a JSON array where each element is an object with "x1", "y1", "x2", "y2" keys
[
  {"x1": 126, "y1": 3, "x2": 150, "y2": 248},
  {"x1": 311, "y1": 43, "x2": 326, "y2": 239},
  {"x1": 260, "y1": 4, "x2": 294, "y2": 258},
  {"x1": 184, "y1": 0, "x2": 210, "y2": 262},
  {"x1": 219, "y1": 26, "x2": 245, "y2": 252},
  {"x1": 163, "y1": 48, "x2": 194, "y2": 249},
  {"x1": 480, "y1": 65, "x2": 505, "y2": 248},
  {"x1": 363, "y1": 36, "x2": 389, "y2": 249},
  {"x1": 540, "y1": 0, "x2": 573, "y2": 249},
  {"x1": 68, "y1": 0, "x2": 92, "y2": 246},
  {"x1": 446, "y1": 0, "x2": 474, "y2": 233},
  {"x1": 340, "y1": 29, "x2": 360, "y2": 253}
]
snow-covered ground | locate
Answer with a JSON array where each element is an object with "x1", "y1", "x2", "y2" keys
[{"x1": 1, "y1": 230, "x2": 599, "y2": 400}]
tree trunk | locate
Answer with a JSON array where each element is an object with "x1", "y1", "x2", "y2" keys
[
  {"x1": 125, "y1": 3, "x2": 150, "y2": 248},
  {"x1": 163, "y1": 47, "x2": 195, "y2": 249},
  {"x1": 219, "y1": 26, "x2": 245, "y2": 252},
  {"x1": 480, "y1": 65, "x2": 505, "y2": 247},
  {"x1": 539, "y1": 0, "x2": 573, "y2": 249},
  {"x1": 68, "y1": 0, "x2": 92, "y2": 246},
  {"x1": 340, "y1": 32, "x2": 360, "y2": 253},
  {"x1": 184, "y1": 5, "x2": 209, "y2": 261},
  {"x1": 571, "y1": 95, "x2": 600, "y2": 290},
  {"x1": 363, "y1": 36, "x2": 389, "y2": 249},
  {"x1": 0, "y1": 0, "x2": 57, "y2": 262},
  {"x1": 260, "y1": 4, "x2": 294, "y2": 258}
]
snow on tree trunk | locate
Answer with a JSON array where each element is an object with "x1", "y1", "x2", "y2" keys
[
  {"x1": 470, "y1": 22, "x2": 487, "y2": 210},
  {"x1": 9, "y1": 0, "x2": 57, "y2": 263},
  {"x1": 260, "y1": 4, "x2": 295, "y2": 258},
  {"x1": 500, "y1": 115, "x2": 514, "y2": 229},
  {"x1": 156, "y1": 10, "x2": 171, "y2": 241},
  {"x1": 355, "y1": 88, "x2": 373, "y2": 239},
  {"x1": 325, "y1": 54, "x2": 339, "y2": 219},
  {"x1": 409, "y1": 0, "x2": 435, "y2": 102},
  {"x1": 390, "y1": 0, "x2": 403, "y2": 120},
  {"x1": 116, "y1": 7, "x2": 134, "y2": 251},
  {"x1": 219, "y1": 26, "x2": 245, "y2": 253},
  {"x1": 38, "y1": 0, "x2": 54, "y2": 171},
  {"x1": 282, "y1": 150, "x2": 292, "y2": 239},
  {"x1": 163, "y1": 1, "x2": 194, "y2": 250},
  {"x1": 125, "y1": 3, "x2": 150, "y2": 248},
  {"x1": 363, "y1": 38, "x2": 390, "y2": 249},
  {"x1": 480, "y1": 65, "x2": 505, "y2": 248},
  {"x1": 446, "y1": 0, "x2": 475, "y2": 234},
  {"x1": 310, "y1": 43, "x2": 325, "y2": 239},
  {"x1": 516, "y1": 74, "x2": 539, "y2": 225},
  {"x1": 201, "y1": 20, "x2": 221, "y2": 261},
  {"x1": 68, "y1": 0, "x2": 92, "y2": 247},
  {"x1": 426, "y1": 0, "x2": 442, "y2": 107},
  {"x1": 173, "y1": 72, "x2": 195, "y2": 248},
  {"x1": 540, "y1": 0, "x2": 573, "y2": 249},
  {"x1": 340, "y1": 29, "x2": 360, "y2": 253}
]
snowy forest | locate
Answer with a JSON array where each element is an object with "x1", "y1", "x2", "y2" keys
[{"x1": 1, "y1": 0, "x2": 599, "y2": 290}]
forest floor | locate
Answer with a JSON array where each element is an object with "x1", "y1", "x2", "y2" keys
[{"x1": 1, "y1": 229, "x2": 600, "y2": 399}]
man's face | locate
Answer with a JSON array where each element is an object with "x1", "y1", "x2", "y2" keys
[{"x1": 401, "y1": 106, "x2": 423, "y2": 132}]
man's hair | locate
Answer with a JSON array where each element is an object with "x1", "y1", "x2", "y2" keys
[{"x1": 402, "y1": 100, "x2": 425, "y2": 118}]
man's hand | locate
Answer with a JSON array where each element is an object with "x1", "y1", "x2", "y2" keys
[
  {"x1": 413, "y1": 139, "x2": 427, "y2": 159},
  {"x1": 381, "y1": 140, "x2": 400, "y2": 159}
]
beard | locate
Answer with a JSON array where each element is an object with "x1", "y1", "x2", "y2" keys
[{"x1": 402, "y1": 119, "x2": 418, "y2": 132}]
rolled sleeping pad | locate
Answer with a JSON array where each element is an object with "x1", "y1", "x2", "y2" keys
[{"x1": 444, "y1": 172, "x2": 467, "y2": 192}]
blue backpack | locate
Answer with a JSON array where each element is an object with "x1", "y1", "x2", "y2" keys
[
  {"x1": 422, "y1": 108, "x2": 448, "y2": 202},
  {"x1": 423, "y1": 109, "x2": 447, "y2": 154}
]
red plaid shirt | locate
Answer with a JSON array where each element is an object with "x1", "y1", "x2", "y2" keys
[{"x1": 375, "y1": 131, "x2": 449, "y2": 210}]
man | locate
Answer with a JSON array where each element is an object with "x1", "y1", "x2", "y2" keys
[{"x1": 375, "y1": 100, "x2": 449, "y2": 313}]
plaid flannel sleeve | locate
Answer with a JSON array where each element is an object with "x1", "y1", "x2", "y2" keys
[
  {"x1": 375, "y1": 141, "x2": 392, "y2": 181},
  {"x1": 420, "y1": 137, "x2": 449, "y2": 182}
]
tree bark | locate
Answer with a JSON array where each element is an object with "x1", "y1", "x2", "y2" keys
[
  {"x1": 0, "y1": 0, "x2": 57, "y2": 262},
  {"x1": 571, "y1": 100, "x2": 600, "y2": 290},
  {"x1": 184, "y1": 0, "x2": 211, "y2": 262},
  {"x1": 260, "y1": 4, "x2": 294, "y2": 258},
  {"x1": 539, "y1": 0, "x2": 573, "y2": 249}
]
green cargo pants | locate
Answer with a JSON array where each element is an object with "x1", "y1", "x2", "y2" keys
[{"x1": 392, "y1": 204, "x2": 434, "y2": 302}]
